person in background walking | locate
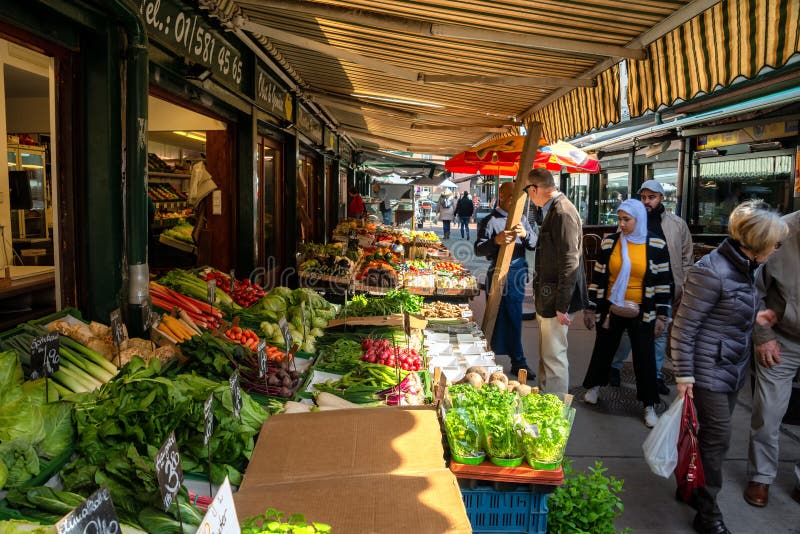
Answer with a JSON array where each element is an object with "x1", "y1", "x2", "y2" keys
[
  {"x1": 438, "y1": 190, "x2": 455, "y2": 239},
  {"x1": 581, "y1": 199, "x2": 673, "y2": 428},
  {"x1": 609, "y1": 180, "x2": 694, "y2": 393},
  {"x1": 372, "y1": 182, "x2": 393, "y2": 226},
  {"x1": 472, "y1": 193, "x2": 481, "y2": 223},
  {"x1": 672, "y1": 200, "x2": 787, "y2": 534},
  {"x1": 347, "y1": 186, "x2": 365, "y2": 218},
  {"x1": 526, "y1": 168, "x2": 587, "y2": 394},
  {"x1": 455, "y1": 191, "x2": 475, "y2": 239},
  {"x1": 475, "y1": 181, "x2": 537, "y2": 378},
  {"x1": 744, "y1": 209, "x2": 800, "y2": 509}
]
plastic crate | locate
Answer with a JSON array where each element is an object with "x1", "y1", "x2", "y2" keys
[{"x1": 461, "y1": 485, "x2": 548, "y2": 534}]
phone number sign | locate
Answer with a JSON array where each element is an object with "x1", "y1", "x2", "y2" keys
[{"x1": 140, "y1": 0, "x2": 245, "y2": 91}]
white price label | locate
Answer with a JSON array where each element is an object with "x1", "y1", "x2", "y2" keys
[{"x1": 195, "y1": 477, "x2": 240, "y2": 534}]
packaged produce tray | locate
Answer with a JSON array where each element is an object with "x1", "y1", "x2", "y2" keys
[{"x1": 461, "y1": 484, "x2": 549, "y2": 534}]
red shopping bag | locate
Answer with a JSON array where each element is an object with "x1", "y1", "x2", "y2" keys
[{"x1": 675, "y1": 395, "x2": 706, "y2": 502}]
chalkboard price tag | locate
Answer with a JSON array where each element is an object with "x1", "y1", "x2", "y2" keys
[
  {"x1": 229, "y1": 269, "x2": 236, "y2": 290},
  {"x1": 203, "y1": 395, "x2": 214, "y2": 447},
  {"x1": 257, "y1": 340, "x2": 267, "y2": 378},
  {"x1": 30, "y1": 332, "x2": 60, "y2": 380},
  {"x1": 403, "y1": 312, "x2": 411, "y2": 337},
  {"x1": 110, "y1": 308, "x2": 126, "y2": 347},
  {"x1": 55, "y1": 486, "x2": 120, "y2": 534},
  {"x1": 142, "y1": 299, "x2": 154, "y2": 330},
  {"x1": 207, "y1": 279, "x2": 216, "y2": 306},
  {"x1": 194, "y1": 477, "x2": 240, "y2": 534},
  {"x1": 278, "y1": 317, "x2": 292, "y2": 358},
  {"x1": 155, "y1": 431, "x2": 183, "y2": 512},
  {"x1": 229, "y1": 371, "x2": 242, "y2": 420}
]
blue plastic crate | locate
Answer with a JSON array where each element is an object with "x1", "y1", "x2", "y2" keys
[{"x1": 461, "y1": 485, "x2": 548, "y2": 534}]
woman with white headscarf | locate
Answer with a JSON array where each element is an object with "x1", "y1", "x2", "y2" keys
[{"x1": 581, "y1": 199, "x2": 674, "y2": 427}]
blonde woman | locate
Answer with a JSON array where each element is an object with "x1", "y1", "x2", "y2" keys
[{"x1": 671, "y1": 200, "x2": 788, "y2": 534}]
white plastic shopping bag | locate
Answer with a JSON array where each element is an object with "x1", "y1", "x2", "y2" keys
[{"x1": 642, "y1": 395, "x2": 685, "y2": 477}]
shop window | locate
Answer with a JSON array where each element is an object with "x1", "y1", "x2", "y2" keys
[
  {"x1": 566, "y1": 173, "x2": 589, "y2": 223},
  {"x1": 652, "y1": 168, "x2": 678, "y2": 214},
  {"x1": 694, "y1": 155, "x2": 792, "y2": 233},
  {"x1": 599, "y1": 172, "x2": 628, "y2": 225}
]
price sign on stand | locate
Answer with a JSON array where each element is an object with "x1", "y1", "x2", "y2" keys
[
  {"x1": 203, "y1": 394, "x2": 215, "y2": 498},
  {"x1": 142, "y1": 299, "x2": 154, "y2": 331},
  {"x1": 110, "y1": 308, "x2": 126, "y2": 346},
  {"x1": 229, "y1": 371, "x2": 242, "y2": 420},
  {"x1": 194, "y1": 477, "x2": 240, "y2": 534},
  {"x1": 55, "y1": 486, "x2": 120, "y2": 534},
  {"x1": 278, "y1": 317, "x2": 292, "y2": 361},
  {"x1": 207, "y1": 279, "x2": 216, "y2": 306},
  {"x1": 30, "y1": 332, "x2": 60, "y2": 380},
  {"x1": 257, "y1": 340, "x2": 267, "y2": 378},
  {"x1": 155, "y1": 431, "x2": 184, "y2": 512}
]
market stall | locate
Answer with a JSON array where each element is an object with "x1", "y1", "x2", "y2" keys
[{"x1": 0, "y1": 231, "x2": 574, "y2": 533}]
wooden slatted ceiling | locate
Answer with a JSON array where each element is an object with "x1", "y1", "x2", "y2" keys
[{"x1": 233, "y1": 0, "x2": 694, "y2": 151}]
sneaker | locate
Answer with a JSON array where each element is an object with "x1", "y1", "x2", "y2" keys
[
  {"x1": 644, "y1": 405, "x2": 658, "y2": 428},
  {"x1": 657, "y1": 378, "x2": 670, "y2": 395},
  {"x1": 583, "y1": 386, "x2": 600, "y2": 405},
  {"x1": 609, "y1": 367, "x2": 621, "y2": 387}
]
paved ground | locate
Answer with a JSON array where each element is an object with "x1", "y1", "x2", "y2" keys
[{"x1": 428, "y1": 221, "x2": 800, "y2": 534}]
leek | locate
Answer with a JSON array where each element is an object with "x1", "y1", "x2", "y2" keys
[
  {"x1": 59, "y1": 336, "x2": 118, "y2": 375},
  {"x1": 58, "y1": 346, "x2": 115, "y2": 383}
]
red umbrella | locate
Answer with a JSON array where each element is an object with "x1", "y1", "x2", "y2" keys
[{"x1": 445, "y1": 136, "x2": 600, "y2": 175}]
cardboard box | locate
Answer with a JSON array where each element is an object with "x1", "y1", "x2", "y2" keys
[
  {"x1": 235, "y1": 471, "x2": 471, "y2": 534},
  {"x1": 237, "y1": 406, "x2": 471, "y2": 533},
  {"x1": 241, "y1": 406, "x2": 446, "y2": 488}
]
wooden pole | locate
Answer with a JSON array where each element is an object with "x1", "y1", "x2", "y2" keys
[{"x1": 481, "y1": 122, "x2": 543, "y2": 343}]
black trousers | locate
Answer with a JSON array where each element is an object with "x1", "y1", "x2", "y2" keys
[
  {"x1": 582, "y1": 312, "x2": 659, "y2": 406},
  {"x1": 692, "y1": 387, "x2": 739, "y2": 522}
]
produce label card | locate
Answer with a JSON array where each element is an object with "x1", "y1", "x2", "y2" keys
[
  {"x1": 56, "y1": 486, "x2": 120, "y2": 534},
  {"x1": 229, "y1": 371, "x2": 242, "y2": 420},
  {"x1": 278, "y1": 317, "x2": 292, "y2": 359},
  {"x1": 203, "y1": 394, "x2": 214, "y2": 447},
  {"x1": 142, "y1": 299, "x2": 154, "y2": 330},
  {"x1": 110, "y1": 308, "x2": 126, "y2": 346},
  {"x1": 195, "y1": 477, "x2": 240, "y2": 534},
  {"x1": 30, "y1": 332, "x2": 60, "y2": 380},
  {"x1": 257, "y1": 340, "x2": 267, "y2": 378},
  {"x1": 155, "y1": 431, "x2": 183, "y2": 512},
  {"x1": 207, "y1": 279, "x2": 216, "y2": 306}
]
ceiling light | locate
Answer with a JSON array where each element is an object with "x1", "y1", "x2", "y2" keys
[
  {"x1": 350, "y1": 93, "x2": 444, "y2": 108},
  {"x1": 694, "y1": 148, "x2": 721, "y2": 159},
  {"x1": 749, "y1": 141, "x2": 783, "y2": 152},
  {"x1": 173, "y1": 131, "x2": 207, "y2": 142}
]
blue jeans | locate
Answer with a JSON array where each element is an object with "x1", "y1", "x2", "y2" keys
[
  {"x1": 486, "y1": 261, "x2": 529, "y2": 367},
  {"x1": 442, "y1": 219, "x2": 451, "y2": 236},
  {"x1": 611, "y1": 315, "x2": 668, "y2": 378},
  {"x1": 458, "y1": 217, "x2": 471, "y2": 238},
  {"x1": 382, "y1": 210, "x2": 393, "y2": 225}
]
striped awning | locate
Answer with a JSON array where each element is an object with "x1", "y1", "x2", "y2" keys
[
  {"x1": 627, "y1": 0, "x2": 800, "y2": 118},
  {"x1": 528, "y1": 65, "x2": 621, "y2": 144}
]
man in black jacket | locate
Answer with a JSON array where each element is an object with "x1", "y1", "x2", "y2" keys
[
  {"x1": 526, "y1": 168, "x2": 588, "y2": 394},
  {"x1": 454, "y1": 191, "x2": 475, "y2": 239},
  {"x1": 475, "y1": 182, "x2": 537, "y2": 377}
]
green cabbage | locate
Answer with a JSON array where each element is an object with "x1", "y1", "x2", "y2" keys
[
  {"x1": 0, "y1": 441, "x2": 39, "y2": 488},
  {"x1": 35, "y1": 402, "x2": 74, "y2": 459},
  {"x1": 0, "y1": 351, "x2": 24, "y2": 405},
  {"x1": 0, "y1": 397, "x2": 45, "y2": 444},
  {"x1": 22, "y1": 378, "x2": 60, "y2": 405}
]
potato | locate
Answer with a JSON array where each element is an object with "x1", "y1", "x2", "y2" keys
[
  {"x1": 516, "y1": 384, "x2": 532, "y2": 396},
  {"x1": 489, "y1": 371, "x2": 508, "y2": 385},
  {"x1": 466, "y1": 366, "x2": 488, "y2": 382},
  {"x1": 464, "y1": 372, "x2": 484, "y2": 389},
  {"x1": 489, "y1": 380, "x2": 507, "y2": 389},
  {"x1": 508, "y1": 380, "x2": 520, "y2": 388}
]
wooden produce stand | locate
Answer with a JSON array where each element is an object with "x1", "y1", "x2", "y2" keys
[{"x1": 235, "y1": 407, "x2": 471, "y2": 534}]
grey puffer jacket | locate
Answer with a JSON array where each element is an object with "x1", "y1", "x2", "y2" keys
[{"x1": 671, "y1": 238, "x2": 758, "y2": 393}]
